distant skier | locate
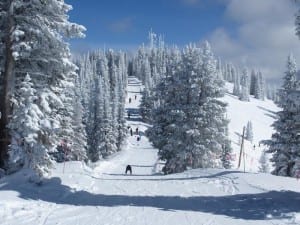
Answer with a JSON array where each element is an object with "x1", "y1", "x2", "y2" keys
[
  {"x1": 128, "y1": 111, "x2": 131, "y2": 119},
  {"x1": 136, "y1": 127, "x2": 139, "y2": 135},
  {"x1": 137, "y1": 136, "x2": 140, "y2": 141},
  {"x1": 129, "y1": 98, "x2": 132, "y2": 103},
  {"x1": 135, "y1": 95, "x2": 137, "y2": 100},
  {"x1": 130, "y1": 128, "x2": 133, "y2": 136},
  {"x1": 125, "y1": 165, "x2": 132, "y2": 175}
]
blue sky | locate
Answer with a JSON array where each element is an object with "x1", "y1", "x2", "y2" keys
[
  {"x1": 66, "y1": 0, "x2": 229, "y2": 50},
  {"x1": 66, "y1": 0, "x2": 300, "y2": 83}
]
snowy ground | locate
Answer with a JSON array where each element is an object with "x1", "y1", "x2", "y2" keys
[
  {"x1": 223, "y1": 82, "x2": 280, "y2": 172},
  {"x1": 0, "y1": 77, "x2": 299, "y2": 225}
]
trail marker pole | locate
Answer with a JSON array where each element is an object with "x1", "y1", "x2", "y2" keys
[{"x1": 238, "y1": 126, "x2": 246, "y2": 170}]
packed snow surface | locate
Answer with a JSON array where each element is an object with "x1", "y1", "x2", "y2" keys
[{"x1": 0, "y1": 77, "x2": 299, "y2": 225}]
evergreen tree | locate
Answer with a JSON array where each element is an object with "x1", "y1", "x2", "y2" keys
[
  {"x1": 232, "y1": 66, "x2": 240, "y2": 96},
  {"x1": 221, "y1": 142, "x2": 232, "y2": 169},
  {"x1": 71, "y1": 75, "x2": 87, "y2": 161},
  {"x1": 99, "y1": 55, "x2": 115, "y2": 159},
  {"x1": 250, "y1": 69, "x2": 257, "y2": 96},
  {"x1": 149, "y1": 42, "x2": 231, "y2": 174},
  {"x1": 115, "y1": 54, "x2": 127, "y2": 151},
  {"x1": 216, "y1": 57, "x2": 223, "y2": 80},
  {"x1": 258, "y1": 72, "x2": 266, "y2": 100},
  {"x1": 140, "y1": 57, "x2": 154, "y2": 122},
  {"x1": 254, "y1": 71, "x2": 265, "y2": 100},
  {"x1": 245, "y1": 121, "x2": 253, "y2": 142},
  {"x1": 0, "y1": 0, "x2": 85, "y2": 177},
  {"x1": 239, "y1": 68, "x2": 250, "y2": 101},
  {"x1": 8, "y1": 74, "x2": 50, "y2": 182},
  {"x1": 259, "y1": 150, "x2": 270, "y2": 173},
  {"x1": 264, "y1": 54, "x2": 300, "y2": 177}
]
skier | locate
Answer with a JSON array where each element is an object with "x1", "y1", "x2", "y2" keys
[
  {"x1": 127, "y1": 111, "x2": 131, "y2": 119},
  {"x1": 125, "y1": 165, "x2": 132, "y2": 175},
  {"x1": 130, "y1": 128, "x2": 133, "y2": 136},
  {"x1": 135, "y1": 95, "x2": 137, "y2": 100},
  {"x1": 136, "y1": 127, "x2": 139, "y2": 135},
  {"x1": 137, "y1": 136, "x2": 140, "y2": 141},
  {"x1": 129, "y1": 97, "x2": 131, "y2": 103}
]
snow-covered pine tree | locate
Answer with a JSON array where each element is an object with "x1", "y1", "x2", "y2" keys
[
  {"x1": 232, "y1": 66, "x2": 240, "y2": 96},
  {"x1": 258, "y1": 72, "x2": 266, "y2": 100},
  {"x1": 77, "y1": 53, "x2": 93, "y2": 124},
  {"x1": 264, "y1": 54, "x2": 300, "y2": 177},
  {"x1": 140, "y1": 57, "x2": 154, "y2": 122},
  {"x1": 296, "y1": 7, "x2": 300, "y2": 39},
  {"x1": 225, "y1": 63, "x2": 231, "y2": 82},
  {"x1": 191, "y1": 41, "x2": 231, "y2": 169},
  {"x1": 85, "y1": 57, "x2": 99, "y2": 161},
  {"x1": 107, "y1": 50, "x2": 119, "y2": 155},
  {"x1": 259, "y1": 150, "x2": 270, "y2": 173},
  {"x1": 239, "y1": 68, "x2": 250, "y2": 101},
  {"x1": 286, "y1": 89, "x2": 300, "y2": 176},
  {"x1": 8, "y1": 74, "x2": 50, "y2": 182},
  {"x1": 245, "y1": 121, "x2": 253, "y2": 143},
  {"x1": 150, "y1": 42, "x2": 231, "y2": 174},
  {"x1": 254, "y1": 71, "x2": 265, "y2": 100},
  {"x1": 221, "y1": 141, "x2": 232, "y2": 169},
  {"x1": 216, "y1": 57, "x2": 224, "y2": 80},
  {"x1": 133, "y1": 45, "x2": 146, "y2": 82},
  {"x1": 147, "y1": 46, "x2": 184, "y2": 171},
  {"x1": 250, "y1": 69, "x2": 257, "y2": 96},
  {"x1": 0, "y1": 0, "x2": 85, "y2": 177},
  {"x1": 115, "y1": 53, "x2": 127, "y2": 151},
  {"x1": 98, "y1": 54, "x2": 115, "y2": 159},
  {"x1": 70, "y1": 75, "x2": 87, "y2": 161}
]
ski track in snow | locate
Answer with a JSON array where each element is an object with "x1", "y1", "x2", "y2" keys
[{"x1": 0, "y1": 76, "x2": 300, "y2": 225}]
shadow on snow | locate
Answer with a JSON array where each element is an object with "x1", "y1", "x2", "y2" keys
[{"x1": 1, "y1": 170, "x2": 300, "y2": 221}]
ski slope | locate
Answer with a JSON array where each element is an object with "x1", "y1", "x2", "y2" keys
[
  {"x1": 223, "y1": 82, "x2": 280, "y2": 172},
  {"x1": 0, "y1": 77, "x2": 300, "y2": 225}
]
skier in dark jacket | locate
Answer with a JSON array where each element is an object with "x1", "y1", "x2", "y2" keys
[
  {"x1": 125, "y1": 165, "x2": 132, "y2": 175},
  {"x1": 130, "y1": 128, "x2": 133, "y2": 136}
]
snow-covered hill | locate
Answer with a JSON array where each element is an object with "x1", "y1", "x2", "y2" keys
[
  {"x1": 1, "y1": 77, "x2": 299, "y2": 225},
  {"x1": 223, "y1": 82, "x2": 280, "y2": 172}
]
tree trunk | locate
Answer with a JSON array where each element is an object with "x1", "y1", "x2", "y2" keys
[{"x1": 0, "y1": 1, "x2": 14, "y2": 169}]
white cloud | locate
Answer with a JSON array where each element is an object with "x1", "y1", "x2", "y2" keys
[{"x1": 208, "y1": 0, "x2": 300, "y2": 83}]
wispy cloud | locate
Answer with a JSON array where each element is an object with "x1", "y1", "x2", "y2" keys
[
  {"x1": 208, "y1": 0, "x2": 300, "y2": 83},
  {"x1": 108, "y1": 17, "x2": 134, "y2": 33}
]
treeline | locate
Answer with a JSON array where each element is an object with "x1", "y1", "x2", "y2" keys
[
  {"x1": 74, "y1": 50, "x2": 128, "y2": 162},
  {"x1": 217, "y1": 62, "x2": 279, "y2": 102}
]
